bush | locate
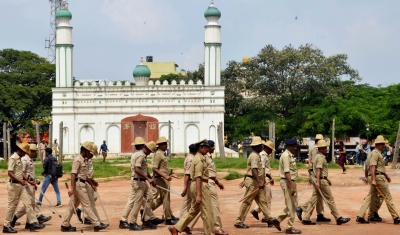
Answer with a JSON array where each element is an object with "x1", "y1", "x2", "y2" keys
[{"x1": 223, "y1": 171, "x2": 244, "y2": 180}]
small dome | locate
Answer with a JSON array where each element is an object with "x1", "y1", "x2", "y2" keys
[
  {"x1": 204, "y1": 7, "x2": 221, "y2": 18},
  {"x1": 242, "y1": 56, "x2": 250, "y2": 63},
  {"x1": 133, "y1": 65, "x2": 151, "y2": 78},
  {"x1": 56, "y1": 9, "x2": 72, "y2": 19}
]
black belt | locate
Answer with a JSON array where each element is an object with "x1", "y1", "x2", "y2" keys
[
  {"x1": 133, "y1": 177, "x2": 145, "y2": 181},
  {"x1": 368, "y1": 172, "x2": 385, "y2": 176},
  {"x1": 246, "y1": 175, "x2": 253, "y2": 179},
  {"x1": 9, "y1": 179, "x2": 20, "y2": 184},
  {"x1": 190, "y1": 178, "x2": 209, "y2": 183},
  {"x1": 320, "y1": 177, "x2": 328, "y2": 179},
  {"x1": 75, "y1": 178, "x2": 86, "y2": 183}
]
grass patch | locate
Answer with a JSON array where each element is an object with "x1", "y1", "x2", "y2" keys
[
  {"x1": 328, "y1": 163, "x2": 342, "y2": 169},
  {"x1": 223, "y1": 171, "x2": 244, "y2": 180},
  {"x1": 295, "y1": 177, "x2": 309, "y2": 183}
]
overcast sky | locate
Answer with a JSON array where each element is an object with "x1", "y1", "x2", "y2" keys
[{"x1": 1, "y1": 0, "x2": 399, "y2": 86}]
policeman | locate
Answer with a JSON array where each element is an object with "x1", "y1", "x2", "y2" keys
[
  {"x1": 13, "y1": 144, "x2": 52, "y2": 227},
  {"x1": 168, "y1": 139, "x2": 214, "y2": 235},
  {"x1": 300, "y1": 140, "x2": 350, "y2": 226},
  {"x1": 61, "y1": 141, "x2": 107, "y2": 232},
  {"x1": 270, "y1": 139, "x2": 300, "y2": 234},
  {"x1": 251, "y1": 140, "x2": 275, "y2": 227},
  {"x1": 152, "y1": 136, "x2": 179, "y2": 225},
  {"x1": 3, "y1": 142, "x2": 45, "y2": 233},
  {"x1": 235, "y1": 137, "x2": 274, "y2": 229}
]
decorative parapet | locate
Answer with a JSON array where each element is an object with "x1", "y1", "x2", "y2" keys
[{"x1": 74, "y1": 79, "x2": 205, "y2": 87}]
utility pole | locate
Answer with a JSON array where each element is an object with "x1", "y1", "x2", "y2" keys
[
  {"x1": 3, "y1": 123, "x2": 7, "y2": 161},
  {"x1": 168, "y1": 120, "x2": 171, "y2": 156},
  {"x1": 391, "y1": 122, "x2": 400, "y2": 169},
  {"x1": 268, "y1": 121, "x2": 276, "y2": 160},
  {"x1": 217, "y1": 122, "x2": 226, "y2": 161},
  {"x1": 6, "y1": 123, "x2": 11, "y2": 162},
  {"x1": 48, "y1": 121, "x2": 53, "y2": 148},
  {"x1": 59, "y1": 122, "x2": 63, "y2": 162},
  {"x1": 332, "y1": 119, "x2": 335, "y2": 163},
  {"x1": 36, "y1": 124, "x2": 41, "y2": 162}
]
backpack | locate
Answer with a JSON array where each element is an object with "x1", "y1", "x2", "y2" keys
[
  {"x1": 359, "y1": 151, "x2": 367, "y2": 161},
  {"x1": 50, "y1": 158, "x2": 63, "y2": 178}
]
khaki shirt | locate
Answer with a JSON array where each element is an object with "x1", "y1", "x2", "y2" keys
[
  {"x1": 134, "y1": 150, "x2": 148, "y2": 178},
  {"x1": 279, "y1": 149, "x2": 298, "y2": 180},
  {"x1": 190, "y1": 152, "x2": 208, "y2": 181},
  {"x1": 246, "y1": 151, "x2": 263, "y2": 178},
  {"x1": 52, "y1": 143, "x2": 59, "y2": 152},
  {"x1": 71, "y1": 155, "x2": 88, "y2": 180},
  {"x1": 206, "y1": 153, "x2": 217, "y2": 178},
  {"x1": 184, "y1": 153, "x2": 195, "y2": 175},
  {"x1": 39, "y1": 143, "x2": 46, "y2": 150},
  {"x1": 153, "y1": 150, "x2": 169, "y2": 175},
  {"x1": 8, "y1": 153, "x2": 23, "y2": 180},
  {"x1": 313, "y1": 152, "x2": 328, "y2": 178},
  {"x1": 87, "y1": 159, "x2": 94, "y2": 178},
  {"x1": 308, "y1": 148, "x2": 318, "y2": 170},
  {"x1": 364, "y1": 152, "x2": 373, "y2": 175},
  {"x1": 369, "y1": 149, "x2": 385, "y2": 173},
  {"x1": 21, "y1": 154, "x2": 35, "y2": 180},
  {"x1": 130, "y1": 151, "x2": 143, "y2": 176},
  {"x1": 259, "y1": 150, "x2": 271, "y2": 176}
]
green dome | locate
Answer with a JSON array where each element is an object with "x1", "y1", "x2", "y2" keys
[
  {"x1": 204, "y1": 7, "x2": 221, "y2": 18},
  {"x1": 56, "y1": 9, "x2": 72, "y2": 19},
  {"x1": 133, "y1": 65, "x2": 151, "y2": 78}
]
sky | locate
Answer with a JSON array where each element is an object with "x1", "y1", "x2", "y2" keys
[{"x1": 1, "y1": 0, "x2": 399, "y2": 86}]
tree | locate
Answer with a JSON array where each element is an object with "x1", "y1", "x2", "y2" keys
[
  {"x1": 0, "y1": 49, "x2": 55, "y2": 136},
  {"x1": 159, "y1": 73, "x2": 186, "y2": 84},
  {"x1": 186, "y1": 63, "x2": 204, "y2": 83}
]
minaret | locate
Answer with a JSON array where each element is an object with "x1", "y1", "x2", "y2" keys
[
  {"x1": 55, "y1": 6, "x2": 73, "y2": 87},
  {"x1": 204, "y1": 0, "x2": 221, "y2": 86}
]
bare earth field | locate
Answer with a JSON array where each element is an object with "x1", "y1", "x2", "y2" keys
[{"x1": 1, "y1": 167, "x2": 400, "y2": 235}]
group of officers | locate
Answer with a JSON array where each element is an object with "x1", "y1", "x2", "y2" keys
[{"x1": 3, "y1": 133, "x2": 400, "y2": 234}]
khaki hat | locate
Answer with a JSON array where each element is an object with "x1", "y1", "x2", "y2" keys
[
  {"x1": 250, "y1": 136, "x2": 263, "y2": 146},
  {"x1": 263, "y1": 140, "x2": 276, "y2": 151},
  {"x1": 156, "y1": 136, "x2": 170, "y2": 144},
  {"x1": 145, "y1": 141, "x2": 157, "y2": 153},
  {"x1": 313, "y1": 134, "x2": 324, "y2": 141},
  {"x1": 374, "y1": 135, "x2": 386, "y2": 144},
  {"x1": 195, "y1": 139, "x2": 209, "y2": 147},
  {"x1": 131, "y1": 137, "x2": 145, "y2": 146},
  {"x1": 81, "y1": 141, "x2": 94, "y2": 151},
  {"x1": 314, "y1": 139, "x2": 329, "y2": 148},
  {"x1": 17, "y1": 142, "x2": 31, "y2": 155},
  {"x1": 91, "y1": 144, "x2": 99, "y2": 157},
  {"x1": 29, "y1": 144, "x2": 38, "y2": 151},
  {"x1": 54, "y1": 138, "x2": 57, "y2": 141}
]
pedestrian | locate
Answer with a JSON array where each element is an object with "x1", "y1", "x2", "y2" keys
[
  {"x1": 99, "y1": 140, "x2": 108, "y2": 163},
  {"x1": 61, "y1": 141, "x2": 108, "y2": 232},
  {"x1": 3, "y1": 142, "x2": 45, "y2": 233},
  {"x1": 52, "y1": 139, "x2": 59, "y2": 159},
  {"x1": 355, "y1": 142, "x2": 360, "y2": 165},
  {"x1": 300, "y1": 140, "x2": 351, "y2": 226},
  {"x1": 360, "y1": 142, "x2": 371, "y2": 167},
  {"x1": 270, "y1": 138, "x2": 301, "y2": 234},
  {"x1": 337, "y1": 141, "x2": 347, "y2": 174},
  {"x1": 37, "y1": 148, "x2": 62, "y2": 208},
  {"x1": 168, "y1": 139, "x2": 213, "y2": 235}
]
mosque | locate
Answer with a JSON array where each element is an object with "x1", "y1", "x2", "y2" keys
[{"x1": 51, "y1": 2, "x2": 225, "y2": 156}]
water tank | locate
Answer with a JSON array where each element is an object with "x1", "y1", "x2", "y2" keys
[{"x1": 146, "y1": 56, "x2": 153, "y2": 62}]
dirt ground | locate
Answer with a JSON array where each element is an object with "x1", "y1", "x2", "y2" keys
[{"x1": 1, "y1": 167, "x2": 400, "y2": 234}]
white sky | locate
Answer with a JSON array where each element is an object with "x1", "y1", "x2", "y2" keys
[{"x1": 1, "y1": 0, "x2": 399, "y2": 86}]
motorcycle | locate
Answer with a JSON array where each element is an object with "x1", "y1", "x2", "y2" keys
[{"x1": 346, "y1": 152, "x2": 356, "y2": 165}]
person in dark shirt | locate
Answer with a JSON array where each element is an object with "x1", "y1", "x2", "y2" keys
[{"x1": 99, "y1": 141, "x2": 109, "y2": 163}]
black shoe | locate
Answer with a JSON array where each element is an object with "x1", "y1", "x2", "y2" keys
[
  {"x1": 302, "y1": 220, "x2": 316, "y2": 225},
  {"x1": 150, "y1": 217, "x2": 164, "y2": 225},
  {"x1": 165, "y1": 219, "x2": 178, "y2": 225},
  {"x1": 296, "y1": 207, "x2": 303, "y2": 221},
  {"x1": 38, "y1": 215, "x2": 52, "y2": 224},
  {"x1": 374, "y1": 212, "x2": 382, "y2": 220},
  {"x1": 10, "y1": 215, "x2": 18, "y2": 228},
  {"x1": 356, "y1": 216, "x2": 369, "y2": 224},
  {"x1": 142, "y1": 220, "x2": 157, "y2": 229},
  {"x1": 76, "y1": 208, "x2": 82, "y2": 223},
  {"x1": 250, "y1": 209, "x2": 259, "y2": 220},
  {"x1": 129, "y1": 223, "x2": 143, "y2": 231},
  {"x1": 28, "y1": 222, "x2": 45, "y2": 232},
  {"x1": 36, "y1": 202, "x2": 42, "y2": 206},
  {"x1": 2, "y1": 227, "x2": 17, "y2": 233},
  {"x1": 261, "y1": 219, "x2": 273, "y2": 227},
  {"x1": 171, "y1": 215, "x2": 179, "y2": 220},
  {"x1": 316, "y1": 214, "x2": 331, "y2": 222},
  {"x1": 94, "y1": 223, "x2": 108, "y2": 232},
  {"x1": 234, "y1": 223, "x2": 249, "y2": 229},
  {"x1": 271, "y1": 218, "x2": 282, "y2": 231},
  {"x1": 100, "y1": 223, "x2": 109, "y2": 228},
  {"x1": 14, "y1": 222, "x2": 20, "y2": 226},
  {"x1": 119, "y1": 220, "x2": 130, "y2": 229},
  {"x1": 61, "y1": 225, "x2": 77, "y2": 232},
  {"x1": 394, "y1": 217, "x2": 400, "y2": 224},
  {"x1": 368, "y1": 216, "x2": 382, "y2": 222},
  {"x1": 25, "y1": 222, "x2": 30, "y2": 229},
  {"x1": 84, "y1": 218, "x2": 92, "y2": 225},
  {"x1": 336, "y1": 217, "x2": 351, "y2": 225}
]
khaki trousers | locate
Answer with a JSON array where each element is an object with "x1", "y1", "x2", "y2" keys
[
  {"x1": 152, "y1": 178, "x2": 173, "y2": 219},
  {"x1": 300, "y1": 187, "x2": 324, "y2": 215},
  {"x1": 77, "y1": 183, "x2": 101, "y2": 221},
  {"x1": 121, "y1": 179, "x2": 155, "y2": 222},
  {"x1": 357, "y1": 178, "x2": 383, "y2": 218},
  {"x1": 40, "y1": 150, "x2": 45, "y2": 163},
  {"x1": 369, "y1": 175, "x2": 399, "y2": 219},
  {"x1": 235, "y1": 177, "x2": 272, "y2": 225},
  {"x1": 303, "y1": 179, "x2": 341, "y2": 221},
  {"x1": 62, "y1": 181, "x2": 100, "y2": 227},
  {"x1": 15, "y1": 184, "x2": 42, "y2": 219},
  {"x1": 175, "y1": 181, "x2": 214, "y2": 235},
  {"x1": 4, "y1": 183, "x2": 38, "y2": 227},
  {"x1": 254, "y1": 177, "x2": 272, "y2": 219},
  {"x1": 179, "y1": 183, "x2": 197, "y2": 229},
  {"x1": 276, "y1": 179, "x2": 297, "y2": 230}
]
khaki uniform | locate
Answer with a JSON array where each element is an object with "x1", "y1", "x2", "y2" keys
[
  {"x1": 3, "y1": 153, "x2": 38, "y2": 227},
  {"x1": 369, "y1": 149, "x2": 399, "y2": 219},
  {"x1": 62, "y1": 155, "x2": 100, "y2": 227},
  {"x1": 300, "y1": 148, "x2": 324, "y2": 215},
  {"x1": 253, "y1": 150, "x2": 272, "y2": 219},
  {"x1": 152, "y1": 150, "x2": 173, "y2": 219},
  {"x1": 303, "y1": 152, "x2": 342, "y2": 221},
  {"x1": 39, "y1": 143, "x2": 46, "y2": 162},
  {"x1": 276, "y1": 149, "x2": 298, "y2": 230},
  {"x1": 78, "y1": 159, "x2": 101, "y2": 221},
  {"x1": 15, "y1": 154, "x2": 42, "y2": 219},
  {"x1": 235, "y1": 151, "x2": 272, "y2": 225},
  {"x1": 52, "y1": 143, "x2": 59, "y2": 158},
  {"x1": 179, "y1": 153, "x2": 194, "y2": 218},
  {"x1": 174, "y1": 152, "x2": 214, "y2": 235}
]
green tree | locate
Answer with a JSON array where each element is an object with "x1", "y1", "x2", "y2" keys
[
  {"x1": 186, "y1": 63, "x2": 204, "y2": 83},
  {"x1": 159, "y1": 73, "x2": 186, "y2": 84}
]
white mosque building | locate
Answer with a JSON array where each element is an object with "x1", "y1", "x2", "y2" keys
[{"x1": 51, "y1": 2, "x2": 225, "y2": 155}]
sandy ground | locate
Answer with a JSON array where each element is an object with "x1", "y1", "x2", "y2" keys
[{"x1": 1, "y1": 167, "x2": 400, "y2": 234}]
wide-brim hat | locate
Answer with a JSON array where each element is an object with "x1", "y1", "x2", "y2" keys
[
  {"x1": 29, "y1": 144, "x2": 38, "y2": 151},
  {"x1": 90, "y1": 144, "x2": 99, "y2": 157},
  {"x1": 250, "y1": 136, "x2": 263, "y2": 146},
  {"x1": 374, "y1": 135, "x2": 386, "y2": 144},
  {"x1": 312, "y1": 134, "x2": 324, "y2": 141},
  {"x1": 131, "y1": 137, "x2": 145, "y2": 146},
  {"x1": 17, "y1": 142, "x2": 31, "y2": 155},
  {"x1": 263, "y1": 140, "x2": 276, "y2": 151},
  {"x1": 314, "y1": 139, "x2": 329, "y2": 148},
  {"x1": 81, "y1": 141, "x2": 94, "y2": 152},
  {"x1": 145, "y1": 141, "x2": 157, "y2": 153},
  {"x1": 156, "y1": 136, "x2": 170, "y2": 144},
  {"x1": 195, "y1": 139, "x2": 209, "y2": 147}
]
